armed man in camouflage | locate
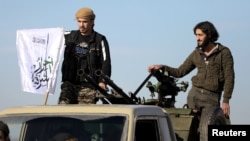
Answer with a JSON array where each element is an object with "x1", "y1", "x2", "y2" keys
[{"x1": 58, "y1": 7, "x2": 112, "y2": 104}]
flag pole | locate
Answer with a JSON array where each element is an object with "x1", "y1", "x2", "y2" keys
[{"x1": 44, "y1": 91, "x2": 49, "y2": 105}]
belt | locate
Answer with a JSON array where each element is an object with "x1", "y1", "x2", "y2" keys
[{"x1": 193, "y1": 87, "x2": 221, "y2": 96}]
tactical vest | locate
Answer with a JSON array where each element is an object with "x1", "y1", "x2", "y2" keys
[{"x1": 61, "y1": 30, "x2": 103, "y2": 84}]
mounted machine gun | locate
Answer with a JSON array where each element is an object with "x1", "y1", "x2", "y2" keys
[
  {"x1": 82, "y1": 69, "x2": 188, "y2": 108},
  {"x1": 145, "y1": 70, "x2": 189, "y2": 108}
]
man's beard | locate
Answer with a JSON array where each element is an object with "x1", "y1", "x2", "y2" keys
[
  {"x1": 198, "y1": 37, "x2": 210, "y2": 48},
  {"x1": 80, "y1": 28, "x2": 87, "y2": 34}
]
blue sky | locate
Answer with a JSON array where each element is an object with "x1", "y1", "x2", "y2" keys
[{"x1": 0, "y1": 0, "x2": 249, "y2": 124}]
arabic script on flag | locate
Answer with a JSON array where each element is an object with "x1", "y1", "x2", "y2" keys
[{"x1": 16, "y1": 27, "x2": 65, "y2": 94}]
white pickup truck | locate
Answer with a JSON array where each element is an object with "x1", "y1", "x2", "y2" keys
[{"x1": 0, "y1": 104, "x2": 178, "y2": 141}]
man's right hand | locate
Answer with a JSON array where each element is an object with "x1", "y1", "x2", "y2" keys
[{"x1": 147, "y1": 64, "x2": 163, "y2": 72}]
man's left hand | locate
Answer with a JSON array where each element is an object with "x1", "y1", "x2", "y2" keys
[
  {"x1": 222, "y1": 103, "x2": 230, "y2": 117},
  {"x1": 99, "y1": 82, "x2": 107, "y2": 90}
]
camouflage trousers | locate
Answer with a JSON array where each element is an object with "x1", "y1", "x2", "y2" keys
[{"x1": 58, "y1": 81, "x2": 100, "y2": 104}]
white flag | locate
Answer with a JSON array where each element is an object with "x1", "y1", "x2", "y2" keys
[{"x1": 16, "y1": 27, "x2": 65, "y2": 94}]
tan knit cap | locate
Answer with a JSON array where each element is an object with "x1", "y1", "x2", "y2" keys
[{"x1": 75, "y1": 7, "x2": 95, "y2": 20}]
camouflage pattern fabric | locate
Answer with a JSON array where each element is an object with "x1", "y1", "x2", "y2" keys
[
  {"x1": 58, "y1": 81, "x2": 99, "y2": 104},
  {"x1": 77, "y1": 87, "x2": 98, "y2": 104}
]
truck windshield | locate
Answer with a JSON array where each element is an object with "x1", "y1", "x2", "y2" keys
[{"x1": 1, "y1": 115, "x2": 127, "y2": 141}]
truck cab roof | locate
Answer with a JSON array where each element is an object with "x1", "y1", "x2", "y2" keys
[
  {"x1": 0, "y1": 104, "x2": 176, "y2": 141},
  {"x1": 0, "y1": 104, "x2": 167, "y2": 117}
]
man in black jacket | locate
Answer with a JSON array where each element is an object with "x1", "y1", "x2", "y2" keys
[
  {"x1": 58, "y1": 7, "x2": 111, "y2": 104},
  {"x1": 148, "y1": 21, "x2": 234, "y2": 118}
]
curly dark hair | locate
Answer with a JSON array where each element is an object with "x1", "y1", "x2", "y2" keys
[
  {"x1": 193, "y1": 21, "x2": 219, "y2": 42},
  {"x1": 0, "y1": 121, "x2": 10, "y2": 140}
]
